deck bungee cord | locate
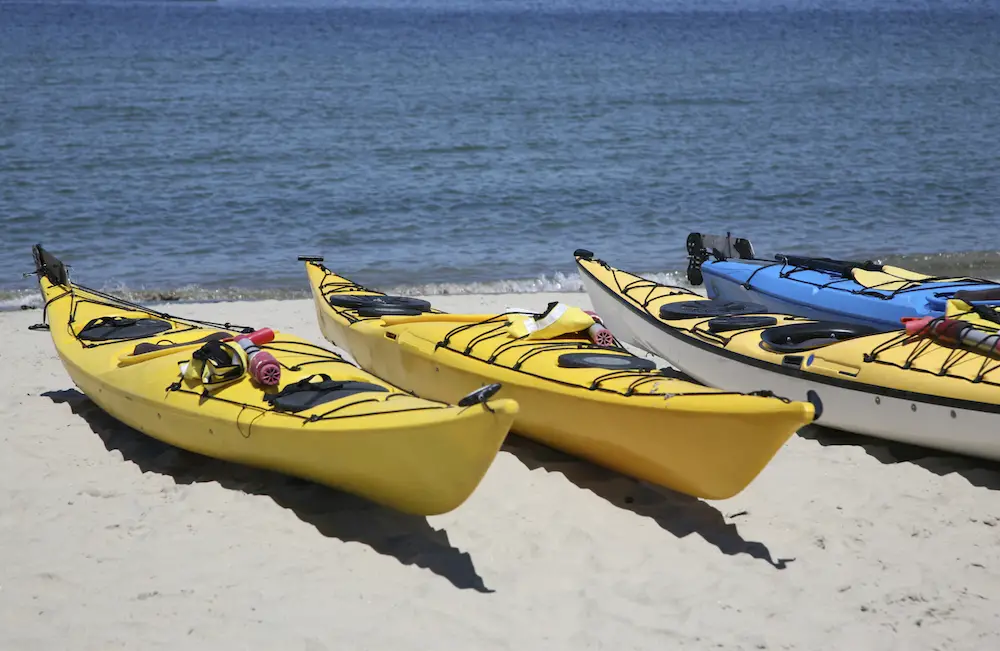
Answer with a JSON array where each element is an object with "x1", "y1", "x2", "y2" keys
[
  {"x1": 27, "y1": 245, "x2": 521, "y2": 516},
  {"x1": 29, "y1": 247, "x2": 256, "y2": 339},
  {"x1": 596, "y1": 254, "x2": 1000, "y2": 385},
  {"x1": 30, "y1": 263, "x2": 462, "y2": 428},
  {"x1": 311, "y1": 261, "x2": 787, "y2": 402},
  {"x1": 581, "y1": 254, "x2": 707, "y2": 313},
  {"x1": 863, "y1": 308, "x2": 1000, "y2": 387},
  {"x1": 30, "y1": 280, "x2": 256, "y2": 344},
  {"x1": 736, "y1": 257, "x2": 989, "y2": 299},
  {"x1": 160, "y1": 341, "x2": 445, "y2": 427},
  {"x1": 305, "y1": 255, "x2": 824, "y2": 500},
  {"x1": 580, "y1": 255, "x2": 816, "y2": 346}
]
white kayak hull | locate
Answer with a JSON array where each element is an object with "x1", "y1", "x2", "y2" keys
[{"x1": 580, "y1": 263, "x2": 1000, "y2": 461}]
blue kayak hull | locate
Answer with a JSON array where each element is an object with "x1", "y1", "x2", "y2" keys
[{"x1": 701, "y1": 260, "x2": 1000, "y2": 330}]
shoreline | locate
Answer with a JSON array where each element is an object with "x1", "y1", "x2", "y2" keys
[{"x1": 6, "y1": 245, "x2": 1000, "y2": 312}]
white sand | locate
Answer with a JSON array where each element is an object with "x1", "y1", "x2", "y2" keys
[{"x1": 3, "y1": 292, "x2": 1000, "y2": 650}]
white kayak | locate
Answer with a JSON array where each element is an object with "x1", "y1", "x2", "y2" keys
[{"x1": 575, "y1": 249, "x2": 1000, "y2": 461}]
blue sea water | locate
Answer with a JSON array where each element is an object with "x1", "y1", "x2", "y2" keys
[{"x1": 2, "y1": 0, "x2": 1000, "y2": 307}]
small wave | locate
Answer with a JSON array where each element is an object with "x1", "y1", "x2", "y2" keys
[
  {"x1": 0, "y1": 285, "x2": 312, "y2": 313},
  {"x1": 383, "y1": 270, "x2": 691, "y2": 296},
  {"x1": 0, "y1": 270, "x2": 692, "y2": 311},
  {"x1": 0, "y1": 289, "x2": 41, "y2": 312},
  {"x1": 865, "y1": 250, "x2": 1000, "y2": 281}
]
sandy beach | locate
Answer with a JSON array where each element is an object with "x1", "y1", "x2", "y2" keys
[{"x1": 3, "y1": 291, "x2": 1000, "y2": 651}]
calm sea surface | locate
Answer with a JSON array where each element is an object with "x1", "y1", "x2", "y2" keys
[{"x1": 3, "y1": 0, "x2": 1000, "y2": 306}]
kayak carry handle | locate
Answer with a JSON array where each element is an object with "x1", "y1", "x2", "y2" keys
[
  {"x1": 458, "y1": 383, "x2": 503, "y2": 407},
  {"x1": 298, "y1": 255, "x2": 325, "y2": 262},
  {"x1": 806, "y1": 390, "x2": 824, "y2": 420}
]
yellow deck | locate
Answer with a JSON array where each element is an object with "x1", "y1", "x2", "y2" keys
[{"x1": 578, "y1": 256, "x2": 1000, "y2": 405}]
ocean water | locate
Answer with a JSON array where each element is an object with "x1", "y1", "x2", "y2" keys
[{"x1": 3, "y1": 0, "x2": 1000, "y2": 308}]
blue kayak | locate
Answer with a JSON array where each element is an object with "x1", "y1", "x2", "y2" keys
[{"x1": 685, "y1": 232, "x2": 1000, "y2": 330}]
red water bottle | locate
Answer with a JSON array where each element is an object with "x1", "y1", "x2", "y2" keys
[
  {"x1": 234, "y1": 329, "x2": 282, "y2": 386},
  {"x1": 584, "y1": 311, "x2": 616, "y2": 347},
  {"x1": 904, "y1": 317, "x2": 1000, "y2": 355}
]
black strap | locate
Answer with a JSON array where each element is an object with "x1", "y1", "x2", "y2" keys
[
  {"x1": 263, "y1": 374, "x2": 340, "y2": 404},
  {"x1": 955, "y1": 288, "x2": 1000, "y2": 303},
  {"x1": 192, "y1": 340, "x2": 236, "y2": 368},
  {"x1": 262, "y1": 374, "x2": 388, "y2": 414},
  {"x1": 972, "y1": 305, "x2": 1000, "y2": 327},
  {"x1": 535, "y1": 301, "x2": 561, "y2": 319},
  {"x1": 775, "y1": 254, "x2": 881, "y2": 278}
]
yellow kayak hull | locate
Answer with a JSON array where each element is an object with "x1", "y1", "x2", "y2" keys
[
  {"x1": 305, "y1": 260, "x2": 817, "y2": 499},
  {"x1": 35, "y1": 247, "x2": 517, "y2": 516}
]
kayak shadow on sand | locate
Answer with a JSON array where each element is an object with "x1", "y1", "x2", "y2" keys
[
  {"x1": 43, "y1": 388, "x2": 494, "y2": 593},
  {"x1": 501, "y1": 435, "x2": 794, "y2": 570},
  {"x1": 797, "y1": 423, "x2": 1000, "y2": 490}
]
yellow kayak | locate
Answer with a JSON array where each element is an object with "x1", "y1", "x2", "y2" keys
[
  {"x1": 576, "y1": 249, "x2": 1000, "y2": 461},
  {"x1": 32, "y1": 245, "x2": 517, "y2": 516},
  {"x1": 303, "y1": 256, "x2": 818, "y2": 500}
]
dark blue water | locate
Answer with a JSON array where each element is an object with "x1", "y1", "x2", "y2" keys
[{"x1": 3, "y1": 0, "x2": 1000, "y2": 306}]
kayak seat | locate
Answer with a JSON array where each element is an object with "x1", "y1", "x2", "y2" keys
[
  {"x1": 356, "y1": 305, "x2": 426, "y2": 317},
  {"x1": 760, "y1": 321, "x2": 884, "y2": 354},
  {"x1": 557, "y1": 353, "x2": 657, "y2": 371},
  {"x1": 327, "y1": 294, "x2": 432, "y2": 313},
  {"x1": 659, "y1": 299, "x2": 768, "y2": 321},
  {"x1": 77, "y1": 316, "x2": 173, "y2": 342}
]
